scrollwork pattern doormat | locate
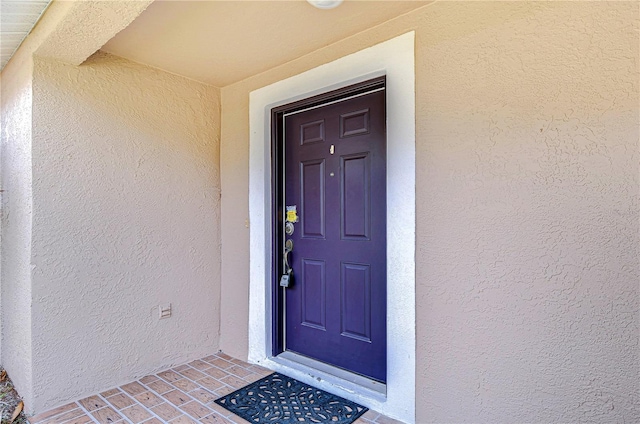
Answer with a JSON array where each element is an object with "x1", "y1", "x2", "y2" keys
[{"x1": 214, "y1": 372, "x2": 368, "y2": 423}]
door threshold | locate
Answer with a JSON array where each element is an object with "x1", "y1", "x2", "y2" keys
[{"x1": 275, "y1": 351, "x2": 387, "y2": 396}]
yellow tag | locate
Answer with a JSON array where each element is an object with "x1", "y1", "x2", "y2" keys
[{"x1": 286, "y1": 206, "x2": 298, "y2": 223}]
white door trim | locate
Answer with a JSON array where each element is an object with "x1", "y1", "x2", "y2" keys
[{"x1": 248, "y1": 32, "x2": 416, "y2": 423}]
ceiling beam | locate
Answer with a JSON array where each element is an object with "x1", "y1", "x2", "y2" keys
[{"x1": 34, "y1": 0, "x2": 153, "y2": 66}]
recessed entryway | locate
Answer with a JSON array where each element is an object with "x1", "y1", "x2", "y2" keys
[{"x1": 247, "y1": 32, "x2": 416, "y2": 423}]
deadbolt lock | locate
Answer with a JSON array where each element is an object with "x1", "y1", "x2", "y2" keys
[{"x1": 285, "y1": 222, "x2": 294, "y2": 235}]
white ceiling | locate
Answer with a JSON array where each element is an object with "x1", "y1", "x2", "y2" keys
[
  {"x1": 1, "y1": 0, "x2": 51, "y2": 70},
  {"x1": 102, "y1": 0, "x2": 430, "y2": 87}
]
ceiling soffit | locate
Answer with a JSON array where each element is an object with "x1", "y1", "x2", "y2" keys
[
  {"x1": 102, "y1": 1, "x2": 430, "y2": 87},
  {"x1": 1, "y1": 0, "x2": 51, "y2": 70}
]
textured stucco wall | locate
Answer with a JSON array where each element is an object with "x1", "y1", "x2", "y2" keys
[
  {"x1": 0, "y1": 51, "x2": 35, "y2": 410},
  {"x1": 30, "y1": 52, "x2": 221, "y2": 413},
  {"x1": 220, "y1": 2, "x2": 639, "y2": 422},
  {"x1": 0, "y1": 0, "x2": 177, "y2": 414},
  {"x1": 415, "y1": 3, "x2": 638, "y2": 422},
  {"x1": 35, "y1": 0, "x2": 153, "y2": 66}
]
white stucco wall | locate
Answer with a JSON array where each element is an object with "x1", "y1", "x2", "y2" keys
[
  {"x1": 29, "y1": 52, "x2": 221, "y2": 413},
  {"x1": 220, "y1": 2, "x2": 639, "y2": 422},
  {"x1": 0, "y1": 52, "x2": 35, "y2": 410}
]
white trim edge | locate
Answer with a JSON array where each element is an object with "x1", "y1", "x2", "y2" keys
[{"x1": 248, "y1": 32, "x2": 416, "y2": 423}]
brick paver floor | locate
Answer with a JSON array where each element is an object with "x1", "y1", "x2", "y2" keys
[{"x1": 28, "y1": 352, "x2": 402, "y2": 424}]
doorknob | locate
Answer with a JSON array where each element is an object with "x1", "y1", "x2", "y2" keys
[
  {"x1": 280, "y1": 239, "x2": 294, "y2": 288},
  {"x1": 284, "y1": 239, "x2": 294, "y2": 272}
]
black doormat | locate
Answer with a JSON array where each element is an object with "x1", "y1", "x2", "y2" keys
[{"x1": 214, "y1": 372, "x2": 368, "y2": 423}]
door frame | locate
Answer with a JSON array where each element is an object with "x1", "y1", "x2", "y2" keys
[{"x1": 248, "y1": 32, "x2": 415, "y2": 423}]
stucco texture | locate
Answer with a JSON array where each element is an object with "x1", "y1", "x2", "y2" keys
[
  {"x1": 220, "y1": 2, "x2": 639, "y2": 422},
  {"x1": 29, "y1": 52, "x2": 221, "y2": 413},
  {"x1": 35, "y1": 0, "x2": 153, "y2": 66},
  {"x1": 415, "y1": 2, "x2": 638, "y2": 422},
  {"x1": 0, "y1": 50, "x2": 35, "y2": 410}
]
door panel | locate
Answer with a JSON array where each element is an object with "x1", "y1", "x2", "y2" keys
[
  {"x1": 340, "y1": 109, "x2": 370, "y2": 137},
  {"x1": 300, "y1": 120, "x2": 325, "y2": 145},
  {"x1": 283, "y1": 87, "x2": 386, "y2": 382},
  {"x1": 301, "y1": 259, "x2": 326, "y2": 330},
  {"x1": 300, "y1": 159, "x2": 326, "y2": 238},
  {"x1": 340, "y1": 262, "x2": 372, "y2": 342},
  {"x1": 341, "y1": 153, "x2": 370, "y2": 240}
]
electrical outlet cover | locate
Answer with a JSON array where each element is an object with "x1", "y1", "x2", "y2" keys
[{"x1": 159, "y1": 303, "x2": 172, "y2": 319}]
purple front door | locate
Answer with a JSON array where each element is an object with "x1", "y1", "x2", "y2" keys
[{"x1": 282, "y1": 86, "x2": 387, "y2": 382}]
